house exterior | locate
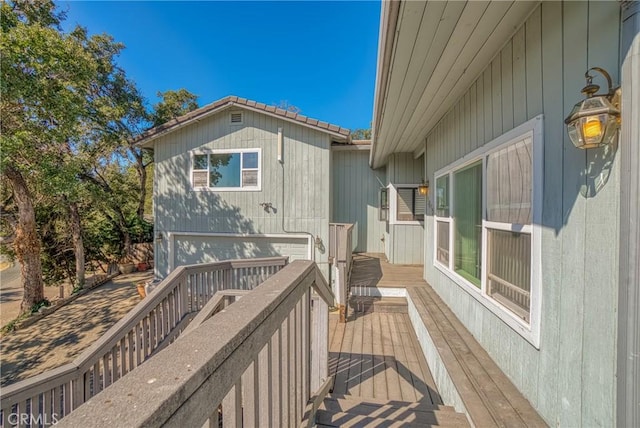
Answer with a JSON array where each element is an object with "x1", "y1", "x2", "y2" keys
[
  {"x1": 371, "y1": 1, "x2": 639, "y2": 427},
  {"x1": 135, "y1": 1, "x2": 639, "y2": 425},
  {"x1": 332, "y1": 146, "x2": 427, "y2": 263},
  {"x1": 135, "y1": 96, "x2": 352, "y2": 279},
  {"x1": 137, "y1": 95, "x2": 430, "y2": 278}
]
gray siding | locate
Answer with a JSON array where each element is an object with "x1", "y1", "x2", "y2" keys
[
  {"x1": 389, "y1": 224, "x2": 424, "y2": 264},
  {"x1": 387, "y1": 153, "x2": 424, "y2": 264},
  {"x1": 153, "y1": 108, "x2": 332, "y2": 278},
  {"x1": 172, "y1": 235, "x2": 308, "y2": 267},
  {"x1": 387, "y1": 152, "x2": 423, "y2": 183},
  {"x1": 331, "y1": 150, "x2": 386, "y2": 253},
  {"x1": 422, "y1": 2, "x2": 620, "y2": 426}
]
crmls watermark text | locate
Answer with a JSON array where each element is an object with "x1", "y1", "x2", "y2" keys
[{"x1": 7, "y1": 413, "x2": 59, "y2": 426}]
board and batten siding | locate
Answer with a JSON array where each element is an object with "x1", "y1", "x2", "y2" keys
[
  {"x1": 331, "y1": 149, "x2": 386, "y2": 253},
  {"x1": 153, "y1": 108, "x2": 332, "y2": 278},
  {"x1": 386, "y1": 153, "x2": 424, "y2": 264},
  {"x1": 422, "y1": 2, "x2": 620, "y2": 426}
]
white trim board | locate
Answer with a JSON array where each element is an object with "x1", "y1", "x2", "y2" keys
[
  {"x1": 350, "y1": 287, "x2": 407, "y2": 298},
  {"x1": 167, "y1": 231, "x2": 312, "y2": 272},
  {"x1": 331, "y1": 144, "x2": 371, "y2": 151}
]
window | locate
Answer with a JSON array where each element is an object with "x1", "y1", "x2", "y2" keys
[
  {"x1": 389, "y1": 185, "x2": 426, "y2": 224},
  {"x1": 435, "y1": 176, "x2": 450, "y2": 265},
  {"x1": 191, "y1": 149, "x2": 260, "y2": 191},
  {"x1": 379, "y1": 188, "x2": 389, "y2": 221},
  {"x1": 433, "y1": 115, "x2": 542, "y2": 347},
  {"x1": 397, "y1": 188, "x2": 426, "y2": 221},
  {"x1": 485, "y1": 137, "x2": 533, "y2": 322},
  {"x1": 453, "y1": 162, "x2": 482, "y2": 287}
]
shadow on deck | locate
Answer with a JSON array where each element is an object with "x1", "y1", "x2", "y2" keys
[
  {"x1": 323, "y1": 252, "x2": 548, "y2": 427},
  {"x1": 328, "y1": 310, "x2": 440, "y2": 404},
  {"x1": 349, "y1": 253, "x2": 426, "y2": 293},
  {"x1": 321, "y1": 303, "x2": 471, "y2": 427}
]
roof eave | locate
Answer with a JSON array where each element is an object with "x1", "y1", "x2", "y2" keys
[
  {"x1": 133, "y1": 97, "x2": 350, "y2": 148},
  {"x1": 371, "y1": 0, "x2": 401, "y2": 169},
  {"x1": 371, "y1": 1, "x2": 540, "y2": 169}
]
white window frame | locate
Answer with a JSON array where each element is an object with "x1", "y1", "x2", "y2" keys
[
  {"x1": 191, "y1": 148, "x2": 262, "y2": 192},
  {"x1": 389, "y1": 184, "x2": 426, "y2": 225},
  {"x1": 379, "y1": 187, "x2": 389, "y2": 222},
  {"x1": 433, "y1": 115, "x2": 543, "y2": 348}
]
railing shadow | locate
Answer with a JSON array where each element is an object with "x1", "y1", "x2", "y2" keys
[
  {"x1": 327, "y1": 349, "x2": 443, "y2": 425},
  {"x1": 329, "y1": 350, "x2": 440, "y2": 402},
  {"x1": 349, "y1": 254, "x2": 383, "y2": 289}
]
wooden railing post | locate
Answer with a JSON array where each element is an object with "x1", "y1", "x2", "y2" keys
[
  {"x1": 310, "y1": 295, "x2": 328, "y2": 393},
  {"x1": 224, "y1": 267, "x2": 233, "y2": 290},
  {"x1": 329, "y1": 223, "x2": 354, "y2": 324},
  {"x1": 0, "y1": 257, "x2": 292, "y2": 426}
]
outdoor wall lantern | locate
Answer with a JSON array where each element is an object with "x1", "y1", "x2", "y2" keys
[
  {"x1": 565, "y1": 67, "x2": 621, "y2": 149},
  {"x1": 418, "y1": 180, "x2": 429, "y2": 196},
  {"x1": 155, "y1": 232, "x2": 163, "y2": 242}
]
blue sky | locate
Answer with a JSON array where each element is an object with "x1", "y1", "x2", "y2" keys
[{"x1": 60, "y1": 1, "x2": 381, "y2": 130}]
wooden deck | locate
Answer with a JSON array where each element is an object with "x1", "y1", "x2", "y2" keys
[
  {"x1": 328, "y1": 309, "x2": 441, "y2": 405},
  {"x1": 337, "y1": 253, "x2": 547, "y2": 427},
  {"x1": 349, "y1": 253, "x2": 426, "y2": 293}
]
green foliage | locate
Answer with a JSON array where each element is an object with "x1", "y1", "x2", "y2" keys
[
  {"x1": 0, "y1": 1, "x2": 198, "y2": 298},
  {"x1": 1, "y1": 316, "x2": 24, "y2": 335},
  {"x1": 151, "y1": 89, "x2": 199, "y2": 127},
  {"x1": 30, "y1": 298, "x2": 50, "y2": 313},
  {"x1": 144, "y1": 163, "x2": 154, "y2": 217},
  {"x1": 127, "y1": 215, "x2": 154, "y2": 244},
  {"x1": 350, "y1": 128, "x2": 372, "y2": 140},
  {"x1": 1, "y1": 298, "x2": 52, "y2": 334},
  {"x1": 35, "y1": 200, "x2": 79, "y2": 286}
]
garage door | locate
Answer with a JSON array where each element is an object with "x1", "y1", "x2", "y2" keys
[{"x1": 172, "y1": 234, "x2": 309, "y2": 268}]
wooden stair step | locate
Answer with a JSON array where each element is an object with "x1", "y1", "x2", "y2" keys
[
  {"x1": 326, "y1": 393, "x2": 453, "y2": 412},
  {"x1": 349, "y1": 297, "x2": 408, "y2": 313},
  {"x1": 322, "y1": 396, "x2": 457, "y2": 418},
  {"x1": 315, "y1": 408, "x2": 470, "y2": 427}
]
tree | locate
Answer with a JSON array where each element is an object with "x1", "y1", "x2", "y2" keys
[
  {"x1": 150, "y1": 89, "x2": 199, "y2": 127},
  {"x1": 350, "y1": 128, "x2": 372, "y2": 140},
  {"x1": 129, "y1": 89, "x2": 199, "y2": 221},
  {"x1": 273, "y1": 100, "x2": 301, "y2": 114},
  {"x1": 0, "y1": 0, "x2": 140, "y2": 311}
]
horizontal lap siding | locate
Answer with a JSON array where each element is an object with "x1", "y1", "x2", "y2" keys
[
  {"x1": 153, "y1": 110, "x2": 331, "y2": 277},
  {"x1": 331, "y1": 150, "x2": 386, "y2": 253},
  {"x1": 422, "y1": 2, "x2": 620, "y2": 426}
]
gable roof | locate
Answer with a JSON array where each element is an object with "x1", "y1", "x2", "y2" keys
[{"x1": 134, "y1": 95, "x2": 351, "y2": 147}]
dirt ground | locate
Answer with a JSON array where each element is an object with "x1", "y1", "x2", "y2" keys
[{"x1": 0, "y1": 270, "x2": 153, "y2": 386}]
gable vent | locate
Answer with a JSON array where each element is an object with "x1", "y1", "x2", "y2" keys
[{"x1": 230, "y1": 112, "x2": 243, "y2": 123}]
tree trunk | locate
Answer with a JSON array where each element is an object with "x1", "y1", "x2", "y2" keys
[
  {"x1": 68, "y1": 200, "x2": 85, "y2": 288},
  {"x1": 4, "y1": 165, "x2": 45, "y2": 314},
  {"x1": 115, "y1": 208, "x2": 132, "y2": 258},
  {"x1": 132, "y1": 148, "x2": 147, "y2": 221}
]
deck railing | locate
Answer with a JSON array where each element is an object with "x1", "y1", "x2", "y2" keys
[
  {"x1": 54, "y1": 260, "x2": 334, "y2": 428},
  {"x1": 329, "y1": 223, "x2": 354, "y2": 322},
  {"x1": 0, "y1": 257, "x2": 288, "y2": 427}
]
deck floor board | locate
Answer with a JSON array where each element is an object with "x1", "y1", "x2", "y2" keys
[{"x1": 329, "y1": 310, "x2": 441, "y2": 405}]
